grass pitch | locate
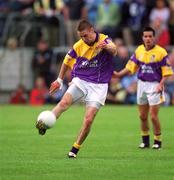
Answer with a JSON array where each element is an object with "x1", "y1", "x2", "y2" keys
[{"x1": 0, "y1": 105, "x2": 174, "y2": 180}]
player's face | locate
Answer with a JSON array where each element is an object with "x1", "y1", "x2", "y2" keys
[
  {"x1": 78, "y1": 28, "x2": 96, "y2": 46},
  {"x1": 142, "y1": 31, "x2": 155, "y2": 49}
]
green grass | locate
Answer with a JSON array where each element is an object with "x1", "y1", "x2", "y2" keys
[{"x1": 0, "y1": 105, "x2": 174, "y2": 180}]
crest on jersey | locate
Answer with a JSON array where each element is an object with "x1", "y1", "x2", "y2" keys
[{"x1": 150, "y1": 55, "x2": 155, "y2": 62}]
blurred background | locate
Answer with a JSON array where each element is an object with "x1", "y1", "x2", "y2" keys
[{"x1": 0, "y1": 0, "x2": 173, "y2": 106}]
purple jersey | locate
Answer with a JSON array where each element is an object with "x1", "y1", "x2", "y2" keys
[
  {"x1": 126, "y1": 45, "x2": 173, "y2": 82},
  {"x1": 64, "y1": 33, "x2": 115, "y2": 83}
]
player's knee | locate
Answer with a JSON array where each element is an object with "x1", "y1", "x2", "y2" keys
[
  {"x1": 59, "y1": 99, "x2": 70, "y2": 111},
  {"x1": 139, "y1": 114, "x2": 148, "y2": 121},
  {"x1": 150, "y1": 113, "x2": 158, "y2": 122}
]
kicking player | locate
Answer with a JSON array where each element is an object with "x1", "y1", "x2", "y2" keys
[
  {"x1": 36, "y1": 20, "x2": 117, "y2": 157},
  {"x1": 113, "y1": 27, "x2": 173, "y2": 149}
]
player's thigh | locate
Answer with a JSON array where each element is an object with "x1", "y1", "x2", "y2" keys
[
  {"x1": 66, "y1": 83, "x2": 85, "y2": 103},
  {"x1": 137, "y1": 81, "x2": 148, "y2": 105},
  {"x1": 85, "y1": 83, "x2": 108, "y2": 105}
]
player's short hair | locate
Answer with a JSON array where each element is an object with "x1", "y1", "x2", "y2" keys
[
  {"x1": 143, "y1": 27, "x2": 155, "y2": 36},
  {"x1": 77, "y1": 19, "x2": 93, "y2": 32}
]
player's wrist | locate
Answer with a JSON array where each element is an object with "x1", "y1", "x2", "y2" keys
[
  {"x1": 56, "y1": 77, "x2": 63, "y2": 84},
  {"x1": 56, "y1": 77, "x2": 63, "y2": 89}
]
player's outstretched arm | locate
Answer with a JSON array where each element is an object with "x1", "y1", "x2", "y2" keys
[
  {"x1": 49, "y1": 63, "x2": 69, "y2": 94},
  {"x1": 113, "y1": 68, "x2": 131, "y2": 78}
]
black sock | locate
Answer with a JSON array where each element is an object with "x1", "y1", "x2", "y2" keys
[
  {"x1": 70, "y1": 146, "x2": 79, "y2": 155},
  {"x1": 142, "y1": 135, "x2": 150, "y2": 146}
]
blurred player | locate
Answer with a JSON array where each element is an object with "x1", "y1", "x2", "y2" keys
[
  {"x1": 36, "y1": 20, "x2": 117, "y2": 157},
  {"x1": 113, "y1": 27, "x2": 173, "y2": 149}
]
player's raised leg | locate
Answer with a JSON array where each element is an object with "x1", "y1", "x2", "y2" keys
[
  {"x1": 149, "y1": 105, "x2": 162, "y2": 149},
  {"x1": 52, "y1": 92, "x2": 73, "y2": 119},
  {"x1": 36, "y1": 92, "x2": 73, "y2": 135},
  {"x1": 138, "y1": 104, "x2": 150, "y2": 148},
  {"x1": 68, "y1": 105, "x2": 99, "y2": 158}
]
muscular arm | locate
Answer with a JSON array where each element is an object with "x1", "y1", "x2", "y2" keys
[
  {"x1": 58, "y1": 63, "x2": 69, "y2": 80},
  {"x1": 97, "y1": 40, "x2": 117, "y2": 56},
  {"x1": 104, "y1": 42, "x2": 117, "y2": 56}
]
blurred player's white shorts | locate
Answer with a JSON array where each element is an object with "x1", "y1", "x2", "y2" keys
[
  {"x1": 137, "y1": 80, "x2": 165, "y2": 106},
  {"x1": 67, "y1": 77, "x2": 108, "y2": 106}
]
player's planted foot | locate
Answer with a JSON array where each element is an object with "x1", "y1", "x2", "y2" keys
[
  {"x1": 68, "y1": 143, "x2": 80, "y2": 158},
  {"x1": 68, "y1": 152, "x2": 77, "y2": 158},
  {"x1": 36, "y1": 120, "x2": 47, "y2": 135},
  {"x1": 139, "y1": 142, "x2": 150, "y2": 149},
  {"x1": 152, "y1": 140, "x2": 161, "y2": 150},
  {"x1": 139, "y1": 135, "x2": 150, "y2": 149}
]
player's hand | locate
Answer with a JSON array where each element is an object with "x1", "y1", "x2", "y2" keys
[
  {"x1": 96, "y1": 41, "x2": 107, "y2": 49},
  {"x1": 156, "y1": 83, "x2": 164, "y2": 93},
  {"x1": 49, "y1": 78, "x2": 63, "y2": 94},
  {"x1": 113, "y1": 71, "x2": 120, "y2": 78}
]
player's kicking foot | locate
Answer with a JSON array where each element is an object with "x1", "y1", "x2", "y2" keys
[
  {"x1": 152, "y1": 140, "x2": 161, "y2": 150},
  {"x1": 36, "y1": 121, "x2": 47, "y2": 135},
  {"x1": 139, "y1": 143, "x2": 150, "y2": 149}
]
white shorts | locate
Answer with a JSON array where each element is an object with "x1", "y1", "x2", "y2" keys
[
  {"x1": 137, "y1": 80, "x2": 165, "y2": 106},
  {"x1": 67, "y1": 77, "x2": 108, "y2": 106}
]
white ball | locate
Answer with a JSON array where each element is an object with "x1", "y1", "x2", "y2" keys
[{"x1": 37, "y1": 110, "x2": 56, "y2": 129}]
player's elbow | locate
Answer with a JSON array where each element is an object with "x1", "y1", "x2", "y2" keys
[
  {"x1": 111, "y1": 45, "x2": 117, "y2": 56},
  {"x1": 113, "y1": 48, "x2": 117, "y2": 56}
]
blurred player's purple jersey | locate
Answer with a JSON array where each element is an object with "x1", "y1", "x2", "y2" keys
[{"x1": 126, "y1": 45, "x2": 173, "y2": 82}]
